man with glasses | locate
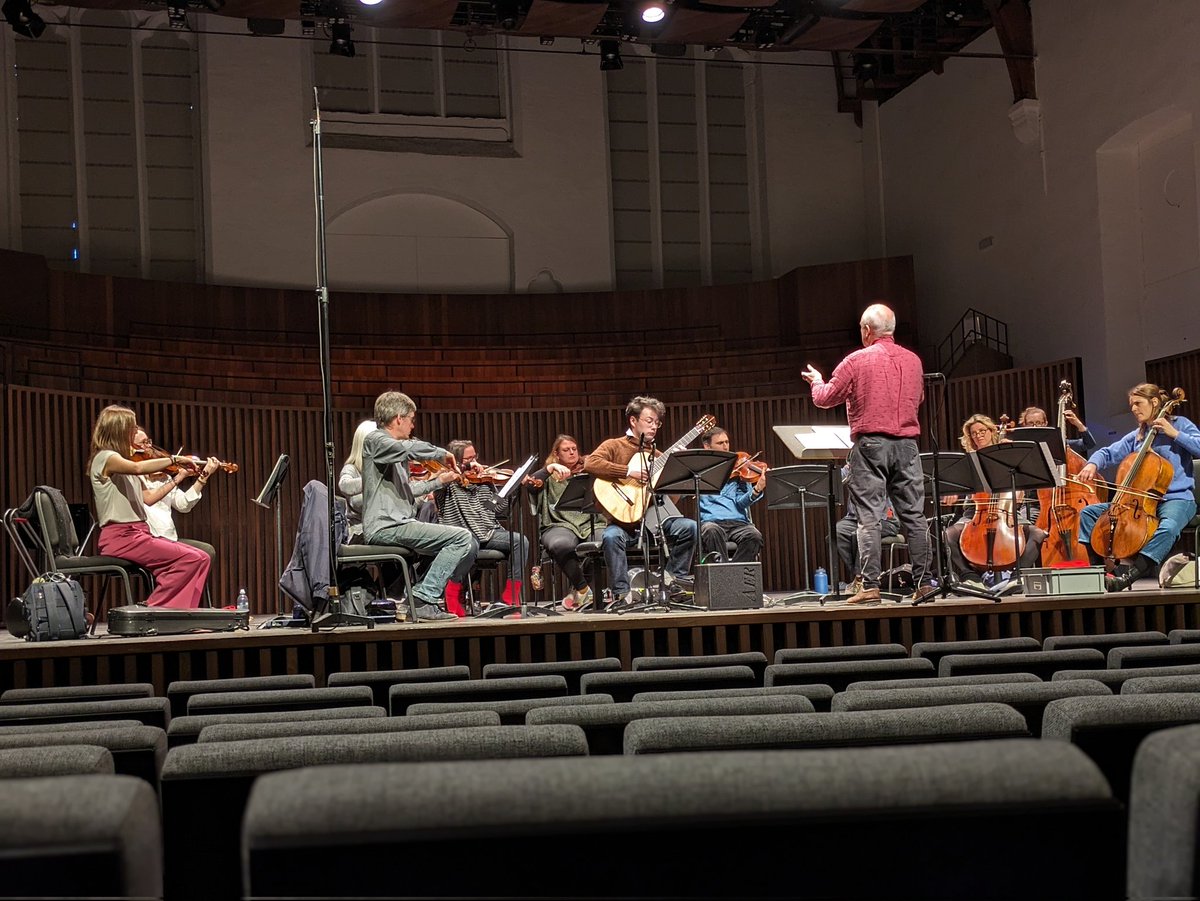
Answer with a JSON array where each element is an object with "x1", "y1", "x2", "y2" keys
[{"x1": 584, "y1": 395, "x2": 698, "y2": 608}]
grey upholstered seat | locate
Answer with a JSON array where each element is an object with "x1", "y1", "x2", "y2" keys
[
  {"x1": 844, "y1": 673, "x2": 1042, "y2": 691},
  {"x1": 198, "y1": 710, "x2": 502, "y2": 742},
  {"x1": 633, "y1": 684, "x2": 836, "y2": 711},
  {"x1": 766, "y1": 658, "x2": 934, "y2": 692},
  {"x1": 1108, "y1": 644, "x2": 1200, "y2": 669},
  {"x1": 0, "y1": 744, "x2": 115, "y2": 778},
  {"x1": 167, "y1": 674, "x2": 315, "y2": 718},
  {"x1": 0, "y1": 696, "x2": 171, "y2": 730},
  {"x1": 389, "y1": 675, "x2": 568, "y2": 715},
  {"x1": 1127, "y1": 724, "x2": 1200, "y2": 900},
  {"x1": 910, "y1": 637, "x2": 1041, "y2": 672},
  {"x1": 166, "y1": 705, "x2": 386, "y2": 747},
  {"x1": 1043, "y1": 631, "x2": 1167, "y2": 653},
  {"x1": 328, "y1": 666, "x2": 472, "y2": 708},
  {"x1": 774, "y1": 643, "x2": 907, "y2": 666},
  {"x1": 1, "y1": 682, "x2": 155, "y2": 705},
  {"x1": 241, "y1": 741, "x2": 1122, "y2": 899},
  {"x1": 1042, "y1": 693, "x2": 1200, "y2": 803},
  {"x1": 185, "y1": 685, "x2": 372, "y2": 717},
  {"x1": 527, "y1": 695, "x2": 814, "y2": 754},
  {"x1": 580, "y1": 666, "x2": 758, "y2": 703},
  {"x1": 408, "y1": 693, "x2": 614, "y2": 725},
  {"x1": 937, "y1": 649, "x2": 1104, "y2": 679},
  {"x1": 1168, "y1": 629, "x2": 1200, "y2": 645},
  {"x1": 0, "y1": 774, "x2": 162, "y2": 899},
  {"x1": 482, "y1": 659, "x2": 622, "y2": 695},
  {"x1": 0, "y1": 725, "x2": 165, "y2": 787},
  {"x1": 1121, "y1": 674, "x2": 1200, "y2": 695},
  {"x1": 161, "y1": 725, "x2": 588, "y2": 901},
  {"x1": 0, "y1": 719, "x2": 143, "y2": 734},
  {"x1": 623, "y1": 703, "x2": 1029, "y2": 754},
  {"x1": 1053, "y1": 663, "x2": 1200, "y2": 689},
  {"x1": 633, "y1": 652, "x2": 768, "y2": 683}
]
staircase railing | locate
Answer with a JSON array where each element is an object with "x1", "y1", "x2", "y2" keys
[{"x1": 937, "y1": 308, "x2": 1008, "y2": 374}]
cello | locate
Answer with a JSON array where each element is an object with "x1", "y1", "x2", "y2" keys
[
  {"x1": 1090, "y1": 388, "x2": 1187, "y2": 566},
  {"x1": 1036, "y1": 381, "x2": 1105, "y2": 565},
  {"x1": 959, "y1": 415, "x2": 1024, "y2": 572}
]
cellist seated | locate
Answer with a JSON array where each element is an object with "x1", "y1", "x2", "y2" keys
[
  {"x1": 943, "y1": 414, "x2": 1046, "y2": 585},
  {"x1": 1076, "y1": 383, "x2": 1200, "y2": 592}
]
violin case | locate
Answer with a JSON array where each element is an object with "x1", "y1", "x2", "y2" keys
[{"x1": 107, "y1": 604, "x2": 250, "y2": 637}]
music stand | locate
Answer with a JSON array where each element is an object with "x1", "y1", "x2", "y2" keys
[
  {"x1": 772, "y1": 425, "x2": 852, "y2": 603},
  {"x1": 914, "y1": 452, "x2": 997, "y2": 604},
  {"x1": 253, "y1": 454, "x2": 291, "y2": 616},
  {"x1": 767, "y1": 465, "x2": 839, "y2": 604},
  {"x1": 1004, "y1": 427, "x2": 1066, "y2": 524},
  {"x1": 553, "y1": 474, "x2": 606, "y2": 613},
  {"x1": 619, "y1": 450, "x2": 736, "y2": 614}
]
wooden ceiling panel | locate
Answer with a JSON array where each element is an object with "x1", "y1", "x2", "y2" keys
[
  {"x1": 658, "y1": 7, "x2": 749, "y2": 45},
  {"x1": 517, "y1": 0, "x2": 608, "y2": 37},
  {"x1": 700, "y1": 0, "x2": 777, "y2": 8},
  {"x1": 780, "y1": 16, "x2": 883, "y2": 49},
  {"x1": 842, "y1": 0, "x2": 928, "y2": 12},
  {"x1": 361, "y1": 0, "x2": 459, "y2": 29}
]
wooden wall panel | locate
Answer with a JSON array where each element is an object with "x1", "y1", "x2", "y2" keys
[{"x1": 1147, "y1": 349, "x2": 1200, "y2": 408}]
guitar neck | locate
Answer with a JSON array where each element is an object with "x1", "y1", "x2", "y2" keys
[{"x1": 648, "y1": 422, "x2": 707, "y2": 476}]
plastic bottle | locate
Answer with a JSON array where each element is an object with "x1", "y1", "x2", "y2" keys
[
  {"x1": 529, "y1": 565, "x2": 543, "y2": 591},
  {"x1": 813, "y1": 567, "x2": 829, "y2": 594},
  {"x1": 236, "y1": 588, "x2": 249, "y2": 612}
]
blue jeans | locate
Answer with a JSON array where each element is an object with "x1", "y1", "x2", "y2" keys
[
  {"x1": 368, "y1": 520, "x2": 477, "y2": 605},
  {"x1": 1077, "y1": 497, "x2": 1197, "y2": 564},
  {"x1": 602, "y1": 517, "x2": 698, "y2": 596}
]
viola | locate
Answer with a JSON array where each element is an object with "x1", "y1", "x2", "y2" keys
[
  {"x1": 1036, "y1": 380, "x2": 1105, "y2": 565},
  {"x1": 731, "y1": 451, "x2": 768, "y2": 483},
  {"x1": 1091, "y1": 388, "x2": 1187, "y2": 565}
]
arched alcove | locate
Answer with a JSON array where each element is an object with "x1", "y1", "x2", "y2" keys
[{"x1": 327, "y1": 193, "x2": 512, "y2": 292}]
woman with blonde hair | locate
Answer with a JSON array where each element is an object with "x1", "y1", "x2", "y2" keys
[
  {"x1": 338, "y1": 419, "x2": 377, "y2": 541},
  {"x1": 87, "y1": 404, "x2": 210, "y2": 608}
]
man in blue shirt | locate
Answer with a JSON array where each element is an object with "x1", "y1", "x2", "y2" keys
[
  {"x1": 1077, "y1": 383, "x2": 1200, "y2": 592},
  {"x1": 698, "y1": 428, "x2": 766, "y2": 563}
]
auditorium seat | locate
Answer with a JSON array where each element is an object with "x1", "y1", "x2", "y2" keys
[
  {"x1": 167, "y1": 674, "x2": 315, "y2": 718},
  {"x1": 937, "y1": 649, "x2": 1104, "y2": 679},
  {"x1": 1042, "y1": 694, "x2": 1200, "y2": 803},
  {"x1": 1168, "y1": 629, "x2": 1200, "y2": 645},
  {"x1": 1053, "y1": 663, "x2": 1200, "y2": 690},
  {"x1": 0, "y1": 696, "x2": 171, "y2": 730},
  {"x1": 526, "y1": 696, "x2": 814, "y2": 755},
  {"x1": 166, "y1": 706, "x2": 386, "y2": 747},
  {"x1": 632, "y1": 684, "x2": 835, "y2": 712},
  {"x1": 1043, "y1": 631, "x2": 1168, "y2": 654},
  {"x1": 185, "y1": 685, "x2": 373, "y2": 717},
  {"x1": 1108, "y1": 644, "x2": 1200, "y2": 669},
  {"x1": 774, "y1": 643, "x2": 907, "y2": 666},
  {"x1": 198, "y1": 710, "x2": 502, "y2": 743},
  {"x1": 844, "y1": 673, "x2": 1042, "y2": 691},
  {"x1": 0, "y1": 725, "x2": 165, "y2": 788},
  {"x1": 328, "y1": 666, "x2": 471, "y2": 707},
  {"x1": 832, "y1": 679, "x2": 1111, "y2": 736},
  {"x1": 580, "y1": 666, "x2": 758, "y2": 703},
  {"x1": 241, "y1": 741, "x2": 1123, "y2": 899},
  {"x1": 1127, "y1": 724, "x2": 1200, "y2": 901},
  {"x1": 910, "y1": 637, "x2": 1041, "y2": 672},
  {"x1": 623, "y1": 703, "x2": 1030, "y2": 754},
  {"x1": 389, "y1": 675, "x2": 568, "y2": 715},
  {"x1": 765, "y1": 658, "x2": 934, "y2": 692},
  {"x1": 0, "y1": 745, "x2": 115, "y2": 778},
  {"x1": 0, "y1": 719, "x2": 143, "y2": 734},
  {"x1": 482, "y1": 659, "x2": 622, "y2": 695},
  {"x1": 161, "y1": 725, "x2": 588, "y2": 901},
  {"x1": 633, "y1": 652, "x2": 768, "y2": 683},
  {"x1": 0, "y1": 775, "x2": 161, "y2": 899},
  {"x1": 1121, "y1": 675, "x2": 1200, "y2": 695},
  {"x1": 408, "y1": 693, "x2": 614, "y2": 726},
  {"x1": 1, "y1": 682, "x2": 155, "y2": 705}
]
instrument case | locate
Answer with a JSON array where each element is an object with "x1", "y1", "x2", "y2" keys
[
  {"x1": 1020, "y1": 566, "x2": 1106, "y2": 597},
  {"x1": 107, "y1": 605, "x2": 250, "y2": 637}
]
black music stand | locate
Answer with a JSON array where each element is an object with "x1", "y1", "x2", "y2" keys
[
  {"x1": 767, "y1": 465, "x2": 840, "y2": 604},
  {"x1": 253, "y1": 454, "x2": 291, "y2": 616},
  {"x1": 1005, "y1": 427, "x2": 1067, "y2": 523},
  {"x1": 914, "y1": 452, "x2": 997, "y2": 604},
  {"x1": 553, "y1": 474, "x2": 605, "y2": 613},
  {"x1": 617, "y1": 450, "x2": 737, "y2": 614},
  {"x1": 972, "y1": 440, "x2": 1060, "y2": 597}
]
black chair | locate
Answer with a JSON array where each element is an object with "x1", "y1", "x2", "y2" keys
[
  {"x1": 337, "y1": 543, "x2": 419, "y2": 621},
  {"x1": 1184, "y1": 460, "x2": 1200, "y2": 589}
]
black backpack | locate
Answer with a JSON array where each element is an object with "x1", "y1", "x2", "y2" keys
[{"x1": 7, "y1": 573, "x2": 89, "y2": 641}]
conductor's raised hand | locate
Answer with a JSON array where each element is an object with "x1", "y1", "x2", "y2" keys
[{"x1": 802, "y1": 365, "x2": 823, "y2": 386}]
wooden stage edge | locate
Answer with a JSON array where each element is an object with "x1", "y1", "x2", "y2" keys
[{"x1": 2, "y1": 587, "x2": 1199, "y2": 694}]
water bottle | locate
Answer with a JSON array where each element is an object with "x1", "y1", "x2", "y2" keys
[
  {"x1": 529, "y1": 565, "x2": 543, "y2": 591},
  {"x1": 236, "y1": 588, "x2": 249, "y2": 612},
  {"x1": 813, "y1": 567, "x2": 829, "y2": 594}
]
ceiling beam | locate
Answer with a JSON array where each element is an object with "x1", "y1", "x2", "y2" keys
[{"x1": 984, "y1": 0, "x2": 1036, "y2": 101}]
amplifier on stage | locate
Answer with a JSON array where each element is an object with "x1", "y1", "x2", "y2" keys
[{"x1": 694, "y1": 562, "x2": 763, "y2": 610}]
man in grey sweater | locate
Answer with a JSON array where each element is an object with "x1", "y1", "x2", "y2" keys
[{"x1": 362, "y1": 391, "x2": 477, "y2": 621}]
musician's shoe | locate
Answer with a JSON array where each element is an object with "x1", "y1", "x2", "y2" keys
[
  {"x1": 910, "y1": 583, "x2": 938, "y2": 604},
  {"x1": 845, "y1": 586, "x2": 882, "y2": 606},
  {"x1": 413, "y1": 602, "x2": 457, "y2": 622},
  {"x1": 1106, "y1": 557, "x2": 1152, "y2": 593}
]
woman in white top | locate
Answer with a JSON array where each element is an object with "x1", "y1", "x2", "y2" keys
[
  {"x1": 87, "y1": 405, "x2": 211, "y2": 608},
  {"x1": 338, "y1": 419, "x2": 377, "y2": 542}
]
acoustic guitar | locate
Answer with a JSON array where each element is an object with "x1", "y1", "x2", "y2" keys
[{"x1": 592, "y1": 415, "x2": 716, "y2": 524}]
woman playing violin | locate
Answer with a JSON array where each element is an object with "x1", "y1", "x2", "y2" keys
[
  {"x1": 526, "y1": 434, "x2": 607, "y2": 611},
  {"x1": 132, "y1": 428, "x2": 220, "y2": 573},
  {"x1": 87, "y1": 405, "x2": 210, "y2": 608},
  {"x1": 942, "y1": 414, "x2": 1046, "y2": 585},
  {"x1": 698, "y1": 427, "x2": 765, "y2": 564},
  {"x1": 1076, "y1": 383, "x2": 1200, "y2": 591}
]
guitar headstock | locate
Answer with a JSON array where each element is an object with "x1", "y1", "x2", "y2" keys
[{"x1": 696, "y1": 414, "x2": 716, "y2": 434}]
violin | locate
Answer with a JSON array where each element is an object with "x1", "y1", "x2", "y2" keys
[
  {"x1": 1090, "y1": 388, "x2": 1187, "y2": 566},
  {"x1": 731, "y1": 451, "x2": 768, "y2": 483},
  {"x1": 1036, "y1": 380, "x2": 1105, "y2": 565},
  {"x1": 131, "y1": 444, "x2": 238, "y2": 481}
]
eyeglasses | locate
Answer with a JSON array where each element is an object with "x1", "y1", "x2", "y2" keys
[{"x1": 638, "y1": 415, "x2": 661, "y2": 426}]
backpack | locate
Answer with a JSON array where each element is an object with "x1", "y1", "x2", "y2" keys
[
  {"x1": 1159, "y1": 553, "x2": 1198, "y2": 589},
  {"x1": 7, "y1": 573, "x2": 89, "y2": 641}
]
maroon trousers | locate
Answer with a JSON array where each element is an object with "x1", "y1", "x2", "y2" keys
[{"x1": 98, "y1": 521, "x2": 209, "y2": 608}]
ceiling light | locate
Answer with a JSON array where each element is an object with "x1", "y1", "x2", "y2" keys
[
  {"x1": 358, "y1": 0, "x2": 383, "y2": 6},
  {"x1": 2, "y1": 0, "x2": 45, "y2": 38},
  {"x1": 641, "y1": 2, "x2": 665, "y2": 24},
  {"x1": 599, "y1": 39, "x2": 622, "y2": 71},
  {"x1": 492, "y1": 0, "x2": 519, "y2": 30}
]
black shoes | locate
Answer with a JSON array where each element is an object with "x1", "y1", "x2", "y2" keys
[
  {"x1": 413, "y1": 602, "x2": 457, "y2": 622},
  {"x1": 1105, "y1": 558, "x2": 1152, "y2": 593}
]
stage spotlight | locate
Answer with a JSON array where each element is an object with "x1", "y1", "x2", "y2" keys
[
  {"x1": 167, "y1": 3, "x2": 188, "y2": 30},
  {"x1": 599, "y1": 38, "x2": 622, "y2": 71},
  {"x1": 329, "y1": 19, "x2": 354, "y2": 56},
  {"x1": 754, "y1": 22, "x2": 775, "y2": 49},
  {"x1": 492, "y1": 0, "x2": 519, "y2": 30},
  {"x1": 640, "y1": 2, "x2": 665, "y2": 24},
  {"x1": 3, "y1": 0, "x2": 45, "y2": 38},
  {"x1": 358, "y1": 0, "x2": 383, "y2": 6},
  {"x1": 199, "y1": 0, "x2": 224, "y2": 11}
]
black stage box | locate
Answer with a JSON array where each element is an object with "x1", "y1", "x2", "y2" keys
[{"x1": 694, "y1": 563, "x2": 763, "y2": 610}]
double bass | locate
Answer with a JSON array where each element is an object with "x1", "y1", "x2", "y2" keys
[
  {"x1": 1091, "y1": 388, "x2": 1187, "y2": 566},
  {"x1": 1036, "y1": 381, "x2": 1105, "y2": 565}
]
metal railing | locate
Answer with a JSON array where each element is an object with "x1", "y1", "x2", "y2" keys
[{"x1": 937, "y1": 308, "x2": 1009, "y2": 374}]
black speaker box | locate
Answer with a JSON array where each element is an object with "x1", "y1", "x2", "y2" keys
[{"x1": 694, "y1": 562, "x2": 763, "y2": 610}]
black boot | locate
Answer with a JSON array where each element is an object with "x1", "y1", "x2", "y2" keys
[{"x1": 1105, "y1": 555, "x2": 1153, "y2": 592}]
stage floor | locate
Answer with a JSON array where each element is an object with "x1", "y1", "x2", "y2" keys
[{"x1": 2, "y1": 580, "x2": 1198, "y2": 694}]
